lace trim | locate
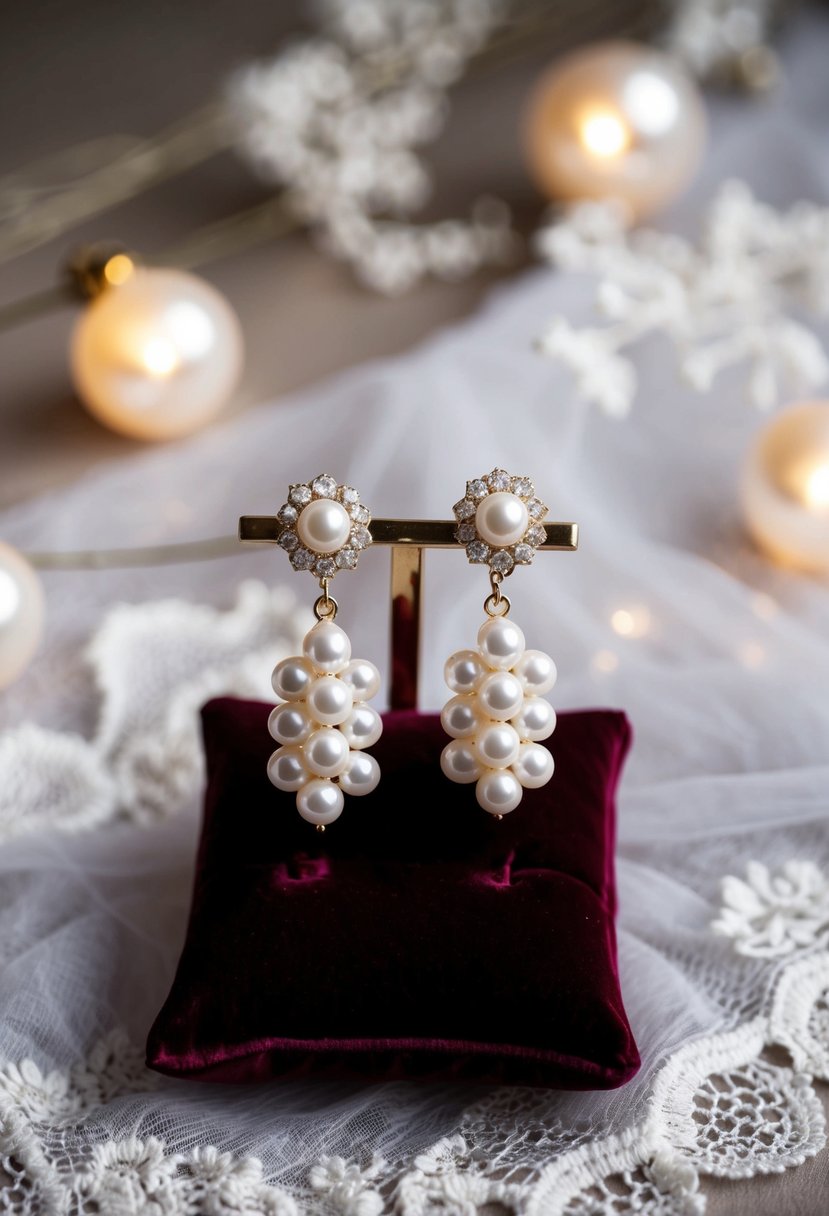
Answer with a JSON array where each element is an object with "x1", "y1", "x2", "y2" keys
[
  {"x1": 0, "y1": 942, "x2": 826, "y2": 1214},
  {"x1": 0, "y1": 581, "x2": 311, "y2": 840}
]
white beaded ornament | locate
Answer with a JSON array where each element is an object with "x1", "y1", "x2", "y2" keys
[
  {"x1": 442, "y1": 470, "x2": 557, "y2": 816},
  {"x1": 267, "y1": 476, "x2": 382, "y2": 827}
]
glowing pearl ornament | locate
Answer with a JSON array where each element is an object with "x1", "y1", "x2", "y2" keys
[
  {"x1": 0, "y1": 542, "x2": 45, "y2": 690},
  {"x1": 70, "y1": 258, "x2": 243, "y2": 441},
  {"x1": 523, "y1": 40, "x2": 707, "y2": 221},
  {"x1": 443, "y1": 470, "x2": 558, "y2": 816},
  {"x1": 267, "y1": 476, "x2": 382, "y2": 827},
  {"x1": 741, "y1": 400, "x2": 829, "y2": 574}
]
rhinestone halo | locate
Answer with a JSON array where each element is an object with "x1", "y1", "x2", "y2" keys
[
  {"x1": 276, "y1": 475, "x2": 373, "y2": 578},
  {"x1": 454, "y1": 469, "x2": 548, "y2": 575}
]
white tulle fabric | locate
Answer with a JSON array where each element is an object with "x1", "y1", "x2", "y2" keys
[{"x1": 1, "y1": 15, "x2": 829, "y2": 1212}]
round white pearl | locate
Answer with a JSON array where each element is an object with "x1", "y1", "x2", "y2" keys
[
  {"x1": 70, "y1": 267, "x2": 243, "y2": 440},
  {"x1": 513, "y1": 649, "x2": 557, "y2": 696},
  {"x1": 440, "y1": 739, "x2": 481, "y2": 785},
  {"x1": 341, "y1": 704, "x2": 383, "y2": 749},
  {"x1": 741, "y1": 400, "x2": 829, "y2": 574},
  {"x1": 268, "y1": 703, "x2": 313, "y2": 746},
  {"x1": 303, "y1": 621, "x2": 352, "y2": 674},
  {"x1": 477, "y1": 617, "x2": 526, "y2": 670},
  {"x1": 267, "y1": 746, "x2": 309, "y2": 792},
  {"x1": 512, "y1": 697, "x2": 556, "y2": 742},
  {"x1": 296, "y1": 778, "x2": 344, "y2": 826},
  {"x1": 524, "y1": 41, "x2": 706, "y2": 221},
  {"x1": 512, "y1": 742, "x2": 555, "y2": 789},
  {"x1": 476, "y1": 722, "x2": 521, "y2": 769},
  {"x1": 297, "y1": 498, "x2": 352, "y2": 554},
  {"x1": 340, "y1": 659, "x2": 381, "y2": 702},
  {"x1": 271, "y1": 656, "x2": 316, "y2": 702},
  {"x1": 306, "y1": 675, "x2": 353, "y2": 726},
  {"x1": 440, "y1": 694, "x2": 482, "y2": 740},
  {"x1": 340, "y1": 750, "x2": 381, "y2": 796},
  {"x1": 444, "y1": 649, "x2": 486, "y2": 695},
  {"x1": 476, "y1": 769, "x2": 523, "y2": 816},
  {"x1": 304, "y1": 727, "x2": 350, "y2": 778},
  {"x1": 477, "y1": 671, "x2": 525, "y2": 721},
  {"x1": 475, "y1": 492, "x2": 529, "y2": 548},
  {"x1": 0, "y1": 543, "x2": 44, "y2": 690}
]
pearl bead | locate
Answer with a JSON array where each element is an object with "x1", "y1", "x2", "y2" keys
[
  {"x1": 444, "y1": 649, "x2": 486, "y2": 695},
  {"x1": 267, "y1": 746, "x2": 309, "y2": 792},
  {"x1": 513, "y1": 649, "x2": 557, "y2": 696},
  {"x1": 512, "y1": 697, "x2": 556, "y2": 742},
  {"x1": 340, "y1": 659, "x2": 381, "y2": 702},
  {"x1": 304, "y1": 727, "x2": 350, "y2": 778},
  {"x1": 477, "y1": 617, "x2": 526, "y2": 670},
  {"x1": 512, "y1": 742, "x2": 555, "y2": 789},
  {"x1": 340, "y1": 750, "x2": 381, "y2": 796},
  {"x1": 70, "y1": 267, "x2": 243, "y2": 440},
  {"x1": 476, "y1": 722, "x2": 521, "y2": 770},
  {"x1": 524, "y1": 41, "x2": 706, "y2": 221},
  {"x1": 268, "y1": 703, "x2": 313, "y2": 746},
  {"x1": 475, "y1": 492, "x2": 529, "y2": 548},
  {"x1": 0, "y1": 543, "x2": 44, "y2": 690},
  {"x1": 440, "y1": 694, "x2": 482, "y2": 740},
  {"x1": 303, "y1": 621, "x2": 351, "y2": 674},
  {"x1": 477, "y1": 671, "x2": 525, "y2": 721},
  {"x1": 476, "y1": 769, "x2": 523, "y2": 816},
  {"x1": 297, "y1": 498, "x2": 352, "y2": 554},
  {"x1": 440, "y1": 739, "x2": 481, "y2": 785},
  {"x1": 741, "y1": 400, "x2": 829, "y2": 574},
  {"x1": 340, "y1": 704, "x2": 383, "y2": 749},
  {"x1": 271, "y1": 656, "x2": 316, "y2": 702},
  {"x1": 306, "y1": 675, "x2": 353, "y2": 726},
  {"x1": 296, "y1": 778, "x2": 344, "y2": 826}
]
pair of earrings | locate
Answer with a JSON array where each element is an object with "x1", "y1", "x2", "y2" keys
[{"x1": 266, "y1": 471, "x2": 557, "y2": 829}]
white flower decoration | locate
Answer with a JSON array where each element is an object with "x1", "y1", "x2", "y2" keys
[
  {"x1": 711, "y1": 860, "x2": 829, "y2": 958},
  {"x1": 454, "y1": 468, "x2": 548, "y2": 576},
  {"x1": 277, "y1": 474, "x2": 372, "y2": 580},
  {"x1": 535, "y1": 182, "x2": 829, "y2": 416},
  {"x1": 309, "y1": 1153, "x2": 386, "y2": 1216}
]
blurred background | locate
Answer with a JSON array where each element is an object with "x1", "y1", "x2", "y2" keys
[{"x1": 0, "y1": 0, "x2": 800, "y2": 505}]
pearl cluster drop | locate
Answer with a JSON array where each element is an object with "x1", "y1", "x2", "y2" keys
[
  {"x1": 441, "y1": 616, "x2": 556, "y2": 816},
  {"x1": 268, "y1": 620, "x2": 382, "y2": 826}
]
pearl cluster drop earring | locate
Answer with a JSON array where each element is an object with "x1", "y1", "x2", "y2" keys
[
  {"x1": 441, "y1": 470, "x2": 557, "y2": 817},
  {"x1": 266, "y1": 475, "x2": 382, "y2": 829}
]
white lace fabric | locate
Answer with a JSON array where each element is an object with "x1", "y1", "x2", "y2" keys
[{"x1": 2, "y1": 11, "x2": 829, "y2": 1213}]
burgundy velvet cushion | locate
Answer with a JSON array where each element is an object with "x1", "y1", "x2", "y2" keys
[{"x1": 147, "y1": 700, "x2": 639, "y2": 1088}]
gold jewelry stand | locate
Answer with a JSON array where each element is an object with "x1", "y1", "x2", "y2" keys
[{"x1": 239, "y1": 516, "x2": 578, "y2": 710}]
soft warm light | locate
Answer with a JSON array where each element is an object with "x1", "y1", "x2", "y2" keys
[
  {"x1": 523, "y1": 41, "x2": 706, "y2": 221},
  {"x1": 738, "y1": 641, "x2": 766, "y2": 670},
  {"x1": 741, "y1": 400, "x2": 829, "y2": 574},
  {"x1": 592, "y1": 649, "x2": 619, "y2": 674},
  {"x1": 803, "y1": 463, "x2": 829, "y2": 509},
  {"x1": 580, "y1": 111, "x2": 629, "y2": 158},
  {"x1": 611, "y1": 605, "x2": 651, "y2": 638},
  {"x1": 103, "y1": 254, "x2": 135, "y2": 286},
  {"x1": 0, "y1": 542, "x2": 44, "y2": 689},
  {"x1": 142, "y1": 338, "x2": 178, "y2": 378},
  {"x1": 70, "y1": 267, "x2": 244, "y2": 441}
]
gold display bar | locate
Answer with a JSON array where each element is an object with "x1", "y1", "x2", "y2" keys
[
  {"x1": 239, "y1": 517, "x2": 579, "y2": 550},
  {"x1": 239, "y1": 514, "x2": 579, "y2": 710}
]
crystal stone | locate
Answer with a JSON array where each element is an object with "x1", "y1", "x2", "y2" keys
[
  {"x1": 490, "y1": 550, "x2": 515, "y2": 575},
  {"x1": 335, "y1": 549, "x2": 358, "y2": 569},
  {"x1": 526, "y1": 525, "x2": 546, "y2": 547},
  {"x1": 454, "y1": 498, "x2": 476, "y2": 520},
  {"x1": 349, "y1": 503, "x2": 370, "y2": 524},
  {"x1": 467, "y1": 540, "x2": 491, "y2": 563},
  {"x1": 488, "y1": 468, "x2": 511, "y2": 492},
  {"x1": 339, "y1": 486, "x2": 360, "y2": 504},
  {"x1": 512, "y1": 476, "x2": 534, "y2": 498},
  {"x1": 456, "y1": 522, "x2": 476, "y2": 544},
  {"x1": 289, "y1": 484, "x2": 312, "y2": 506},
  {"x1": 291, "y1": 547, "x2": 315, "y2": 571},
  {"x1": 315, "y1": 557, "x2": 337, "y2": 577},
  {"x1": 278, "y1": 530, "x2": 299, "y2": 551},
  {"x1": 514, "y1": 543, "x2": 534, "y2": 564},
  {"x1": 528, "y1": 497, "x2": 547, "y2": 519},
  {"x1": 277, "y1": 503, "x2": 298, "y2": 525},
  {"x1": 311, "y1": 475, "x2": 338, "y2": 499},
  {"x1": 467, "y1": 478, "x2": 488, "y2": 500},
  {"x1": 351, "y1": 526, "x2": 372, "y2": 550}
]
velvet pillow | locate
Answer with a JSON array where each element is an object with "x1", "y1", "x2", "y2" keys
[{"x1": 147, "y1": 699, "x2": 639, "y2": 1088}]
